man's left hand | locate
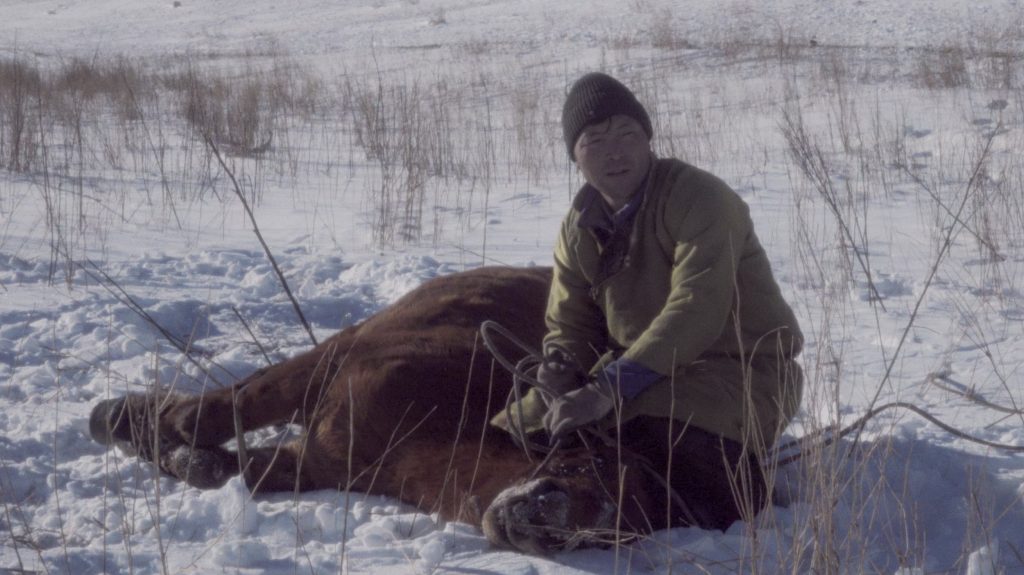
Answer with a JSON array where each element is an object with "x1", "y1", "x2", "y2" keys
[
  {"x1": 599, "y1": 358, "x2": 663, "y2": 399},
  {"x1": 541, "y1": 359, "x2": 664, "y2": 443}
]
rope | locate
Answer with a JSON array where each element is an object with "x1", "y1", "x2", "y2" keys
[
  {"x1": 479, "y1": 320, "x2": 552, "y2": 458},
  {"x1": 480, "y1": 320, "x2": 591, "y2": 457}
]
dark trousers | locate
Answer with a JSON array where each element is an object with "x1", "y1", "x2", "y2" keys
[{"x1": 620, "y1": 416, "x2": 768, "y2": 531}]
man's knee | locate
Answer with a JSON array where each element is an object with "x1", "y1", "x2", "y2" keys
[{"x1": 622, "y1": 416, "x2": 768, "y2": 530}]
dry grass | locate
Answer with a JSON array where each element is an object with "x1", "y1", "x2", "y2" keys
[{"x1": 0, "y1": 56, "x2": 43, "y2": 172}]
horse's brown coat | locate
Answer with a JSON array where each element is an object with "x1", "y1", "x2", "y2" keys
[{"x1": 90, "y1": 266, "x2": 683, "y2": 554}]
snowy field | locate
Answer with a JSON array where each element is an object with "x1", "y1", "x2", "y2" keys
[{"x1": 1, "y1": 0, "x2": 1024, "y2": 573}]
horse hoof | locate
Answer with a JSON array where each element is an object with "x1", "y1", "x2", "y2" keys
[
  {"x1": 163, "y1": 445, "x2": 236, "y2": 489},
  {"x1": 89, "y1": 397, "x2": 129, "y2": 445}
]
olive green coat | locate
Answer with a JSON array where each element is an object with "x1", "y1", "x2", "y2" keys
[{"x1": 536, "y1": 157, "x2": 803, "y2": 446}]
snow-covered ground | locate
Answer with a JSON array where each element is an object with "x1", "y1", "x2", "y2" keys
[{"x1": 1, "y1": 0, "x2": 1023, "y2": 573}]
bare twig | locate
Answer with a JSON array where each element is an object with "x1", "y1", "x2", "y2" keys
[
  {"x1": 203, "y1": 133, "x2": 318, "y2": 346},
  {"x1": 899, "y1": 165, "x2": 1004, "y2": 260},
  {"x1": 928, "y1": 371, "x2": 1023, "y2": 416},
  {"x1": 231, "y1": 384, "x2": 251, "y2": 491},
  {"x1": 772, "y1": 400, "x2": 1024, "y2": 467},
  {"x1": 231, "y1": 305, "x2": 274, "y2": 366},
  {"x1": 780, "y1": 107, "x2": 888, "y2": 311},
  {"x1": 852, "y1": 127, "x2": 999, "y2": 449},
  {"x1": 78, "y1": 258, "x2": 236, "y2": 386}
]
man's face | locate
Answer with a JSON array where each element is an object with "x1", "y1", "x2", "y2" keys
[{"x1": 573, "y1": 115, "x2": 652, "y2": 210}]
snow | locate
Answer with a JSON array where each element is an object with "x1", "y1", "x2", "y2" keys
[{"x1": 1, "y1": 0, "x2": 1023, "y2": 573}]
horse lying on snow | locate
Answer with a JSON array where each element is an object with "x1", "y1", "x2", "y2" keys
[{"x1": 89, "y1": 266, "x2": 761, "y2": 554}]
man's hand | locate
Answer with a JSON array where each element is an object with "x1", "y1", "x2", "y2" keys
[
  {"x1": 535, "y1": 347, "x2": 586, "y2": 396},
  {"x1": 541, "y1": 379, "x2": 617, "y2": 443},
  {"x1": 539, "y1": 357, "x2": 664, "y2": 443}
]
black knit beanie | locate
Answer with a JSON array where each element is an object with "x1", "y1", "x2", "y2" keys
[{"x1": 561, "y1": 72, "x2": 653, "y2": 160}]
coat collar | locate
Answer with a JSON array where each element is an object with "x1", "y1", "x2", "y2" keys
[{"x1": 574, "y1": 152, "x2": 657, "y2": 241}]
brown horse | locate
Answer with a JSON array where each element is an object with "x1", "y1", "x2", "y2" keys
[{"x1": 88, "y1": 266, "x2": 739, "y2": 554}]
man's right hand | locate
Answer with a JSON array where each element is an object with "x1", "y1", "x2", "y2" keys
[
  {"x1": 541, "y1": 378, "x2": 617, "y2": 444},
  {"x1": 535, "y1": 347, "x2": 585, "y2": 396}
]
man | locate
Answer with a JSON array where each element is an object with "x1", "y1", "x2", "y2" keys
[{"x1": 498, "y1": 72, "x2": 804, "y2": 531}]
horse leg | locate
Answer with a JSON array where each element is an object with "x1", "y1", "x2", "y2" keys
[
  {"x1": 170, "y1": 334, "x2": 356, "y2": 444},
  {"x1": 88, "y1": 330, "x2": 356, "y2": 492},
  {"x1": 89, "y1": 390, "x2": 323, "y2": 491},
  {"x1": 90, "y1": 329, "x2": 356, "y2": 448},
  {"x1": 89, "y1": 392, "x2": 238, "y2": 488}
]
